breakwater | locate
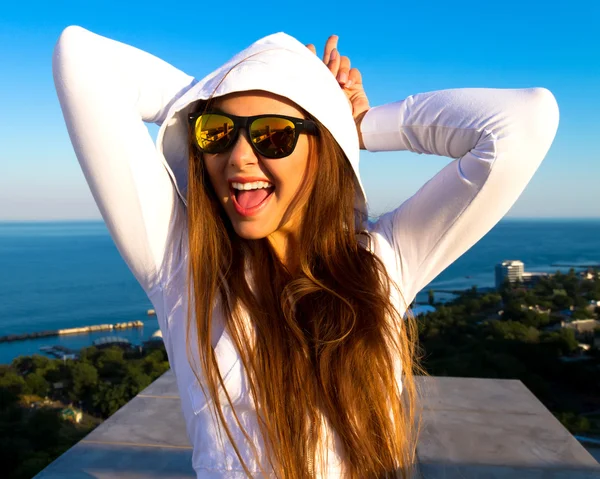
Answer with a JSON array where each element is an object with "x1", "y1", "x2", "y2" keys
[
  {"x1": 0, "y1": 320, "x2": 144, "y2": 343},
  {"x1": 551, "y1": 263, "x2": 600, "y2": 269}
]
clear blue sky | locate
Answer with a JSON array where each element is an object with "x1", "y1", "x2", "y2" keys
[{"x1": 1, "y1": 0, "x2": 598, "y2": 220}]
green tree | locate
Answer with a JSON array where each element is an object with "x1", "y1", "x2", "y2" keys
[
  {"x1": 142, "y1": 350, "x2": 169, "y2": 377},
  {"x1": 26, "y1": 408, "x2": 63, "y2": 451},
  {"x1": 92, "y1": 381, "x2": 130, "y2": 417},
  {"x1": 0, "y1": 387, "x2": 19, "y2": 410},
  {"x1": 40, "y1": 360, "x2": 62, "y2": 385},
  {"x1": 24, "y1": 372, "x2": 50, "y2": 397},
  {"x1": 96, "y1": 348, "x2": 127, "y2": 381},
  {"x1": 572, "y1": 308, "x2": 593, "y2": 320},
  {"x1": 488, "y1": 320, "x2": 539, "y2": 343},
  {"x1": 11, "y1": 451, "x2": 53, "y2": 479},
  {"x1": 552, "y1": 293, "x2": 573, "y2": 311},
  {"x1": 11, "y1": 354, "x2": 52, "y2": 376},
  {"x1": 556, "y1": 412, "x2": 591, "y2": 435},
  {"x1": 124, "y1": 365, "x2": 152, "y2": 396},
  {"x1": 69, "y1": 362, "x2": 99, "y2": 404},
  {"x1": 0, "y1": 369, "x2": 26, "y2": 396},
  {"x1": 543, "y1": 329, "x2": 579, "y2": 355}
]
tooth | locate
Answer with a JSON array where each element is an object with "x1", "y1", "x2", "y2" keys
[{"x1": 230, "y1": 181, "x2": 274, "y2": 190}]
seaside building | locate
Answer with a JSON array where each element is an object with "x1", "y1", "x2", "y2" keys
[
  {"x1": 563, "y1": 319, "x2": 600, "y2": 335},
  {"x1": 93, "y1": 336, "x2": 132, "y2": 350},
  {"x1": 588, "y1": 300, "x2": 600, "y2": 311},
  {"x1": 142, "y1": 330, "x2": 165, "y2": 352},
  {"x1": 495, "y1": 260, "x2": 525, "y2": 289},
  {"x1": 495, "y1": 260, "x2": 549, "y2": 289},
  {"x1": 150, "y1": 329, "x2": 163, "y2": 340},
  {"x1": 60, "y1": 406, "x2": 83, "y2": 424},
  {"x1": 521, "y1": 271, "x2": 549, "y2": 286}
]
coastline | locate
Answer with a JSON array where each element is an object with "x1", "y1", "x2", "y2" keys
[{"x1": 1, "y1": 218, "x2": 599, "y2": 365}]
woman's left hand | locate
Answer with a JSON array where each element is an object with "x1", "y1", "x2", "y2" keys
[{"x1": 306, "y1": 35, "x2": 370, "y2": 149}]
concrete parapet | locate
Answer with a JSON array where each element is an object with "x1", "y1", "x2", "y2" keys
[{"x1": 34, "y1": 374, "x2": 600, "y2": 478}]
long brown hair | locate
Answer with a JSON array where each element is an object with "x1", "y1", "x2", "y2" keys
[{"x1": 185, "y1": 99, "x2": 425, "y2": 478}]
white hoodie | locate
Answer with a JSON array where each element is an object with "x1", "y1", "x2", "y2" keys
[{"x1": 52, "y1": 26, "x2": 559, "y2": 478}]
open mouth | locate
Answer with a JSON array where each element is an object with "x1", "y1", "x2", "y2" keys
[{"x1": 230, "y1": 185, "x2": 276, "y2": 216}]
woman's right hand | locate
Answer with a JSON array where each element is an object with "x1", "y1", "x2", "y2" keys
[{"x1": 306, "y1": 35, "x2": 370, "y2": 149}]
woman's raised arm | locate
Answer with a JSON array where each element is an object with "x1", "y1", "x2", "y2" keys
[
  {"x1": 53, "y1": 26, "x2": 195, "y2": 294},
  {"x1": 363, "y1": 87, "x2": 559, "y2": 303}
]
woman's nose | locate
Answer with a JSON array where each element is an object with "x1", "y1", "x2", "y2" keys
[{"x1": 228, "y1": 130, "x2": 259, "y2": 167}]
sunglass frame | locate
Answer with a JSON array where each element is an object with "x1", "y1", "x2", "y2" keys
[{"x1": 187, "y1": 111, "x2": 318, "y2": 159}]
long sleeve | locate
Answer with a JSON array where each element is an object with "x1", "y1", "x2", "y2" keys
[
  {"x1": 52, "y1": 26, "x2": 196, "y2": 294},
  {"x1": 362, "y1": 88, "x2": 559, "y2": 304}
]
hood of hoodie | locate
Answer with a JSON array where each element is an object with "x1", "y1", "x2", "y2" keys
[{"x1": 156, "y1": 32, "x2": 367, "y2": 224}]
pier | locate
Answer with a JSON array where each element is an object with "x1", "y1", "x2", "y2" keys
[
  {"x1": 0, "y1": 320, "x2": 144, "y2": 343},
  {"x1": 40, "y1": 345, "x2": 77, "y2": 359},
  {"x1": 551, "y1": 263, "x2": 600, "y2": 269}
]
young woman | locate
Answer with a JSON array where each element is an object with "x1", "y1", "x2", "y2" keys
[{"x1": 52, "y1": 26, "x2": 559, "y2": 478}]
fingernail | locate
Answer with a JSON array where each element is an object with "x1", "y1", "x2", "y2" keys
[
  {"x1": 339, "y1": 72, "x2": 348, "y2": 83},
  {"x1": 346, "y1": 79, "x2": 353, "y2": 88},
  {"x1": 330, "y1": 48, "x2": 338, "y2": 61}
]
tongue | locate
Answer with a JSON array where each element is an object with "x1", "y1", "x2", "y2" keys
[{"x1": 237, "y1": 188, "x2": 271, "y2": 209}]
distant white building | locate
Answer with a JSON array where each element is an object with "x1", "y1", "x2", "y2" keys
[
  {"x1": 150, "y1": 329, "x2": 163, "y2": 341},
  {"x1": 495, "y1": 260, "x2": 525, "y2": 289},
  {"x1": 581, "y1": 270, "x2": 600, "y2": 280},
  {"x1": 142, "y1": 329, "x2": 165, "y2": 351},
  {"x1": 563, "y1": 319, "x2": 600, "y2": 334},
  {"x1": 495, "y1": 260, "x2": 548, "y2": 289}
]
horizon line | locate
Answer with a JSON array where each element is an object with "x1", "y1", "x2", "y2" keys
[{"x1": 1, "y1": 216, "x2": 600, "y2": 224}]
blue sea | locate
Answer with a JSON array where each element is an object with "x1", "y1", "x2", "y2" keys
[{"x1": 0, "y1": 219, "x2": 599, "y2": 365}]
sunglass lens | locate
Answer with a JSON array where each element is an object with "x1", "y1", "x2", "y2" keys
[
  {"x1": 250, "y1": 117, "x2": 296, "y2": 158},
  {"x1": 195, "y1": 114, "x2": 235, "y2": 153}
]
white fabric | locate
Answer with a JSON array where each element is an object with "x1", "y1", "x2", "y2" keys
[{"x1": 52, "y1": 25, "x2": 559, "y2": 478}]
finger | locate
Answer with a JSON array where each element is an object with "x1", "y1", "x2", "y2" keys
[
  {"x1": 323, "y1": 35, "x2": 338, "y2": 63},
  {"x1": 346, "y1": 67, "x2": 362, "y2": 88},
  {"x1": 337, "y1": 55, "x2": 351, "y2": 84},
  {"x1": 305, "y1": 43, "x2": 317, "y2": 55},
  {"x1": 327, "y1": 48, "x2": 341, "y2": 77}
]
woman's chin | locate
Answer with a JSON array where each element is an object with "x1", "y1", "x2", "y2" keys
[{"x1": 232, "y1": 222, "x2": 272, "y2": 241}]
